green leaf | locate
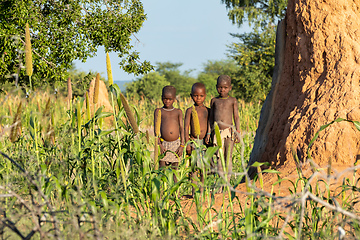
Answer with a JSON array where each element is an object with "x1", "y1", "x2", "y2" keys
[
  {"x1": 97, "y1": 129, "x2": 115, "y2": 138},
  {"x1": 251, "y1": 161, "x2": 270, "y2": 167},
  {"x1": 95, "y1": 112, "x2": 113, "y2": 120},
  {"x1": 352, "y1": 121, "x2": 360, "y2": 131}
]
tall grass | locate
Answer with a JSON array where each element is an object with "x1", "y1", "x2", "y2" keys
[{"x1": 1, "y1": 89, "x2": 360, "y2": 239}]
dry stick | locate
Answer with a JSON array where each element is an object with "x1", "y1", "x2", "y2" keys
[
  {"x1": 0, "y1": 152, "x2": 61, "y2": 239},
  {"x1": 308, "y1": 191, "x2": 360, "y2": 221},
  {"x1": 297, "y1": 191, "x2": 308, "y2": 239},
  {"x1": 277, "y1": 208, "x2": 293, "y2": 239},
  {"x1": 0, "y1": 186, "x2": 40, "y2": 239},
  {"x1": 19, "y1": 38, "x2": 56, "y2": 68}
]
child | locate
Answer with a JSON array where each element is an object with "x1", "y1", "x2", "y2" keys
[
  {"x1": 209, "y1": 75, "x2": 240, "y2": 183},
  {"x1": 184, "y1": 82, "x2": 210, "y2": 196},
  {"x1": 154, "y1": 86, "x2": 185, "y2": 181}
]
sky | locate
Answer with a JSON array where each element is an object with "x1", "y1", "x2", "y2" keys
[{"x1": 74, "y1": 0, "x2": 251, "y2": 81}]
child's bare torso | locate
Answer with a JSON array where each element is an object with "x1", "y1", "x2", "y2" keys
[
  {"x1": 211, "y1": 97, "x2": 236, "y2": 130},
  {"x1": 189, "y1": 106, "x2": 209, "y2": 140},
  {"x1": 159, "y1": 108, "x2": 181, "y2": 142}
]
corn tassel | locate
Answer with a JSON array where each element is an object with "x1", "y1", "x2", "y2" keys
[
  {"x1": 192, "y1": 105, "x2": 201, "y2": 137},
  {"x1": 120, "y1": 93, "x2": 139, "y2": 134},
  {"x1": 106, "y1": 52, "x2": 113, "y2": 86}
]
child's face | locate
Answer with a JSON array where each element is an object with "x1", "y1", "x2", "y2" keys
[
  {"x1": 162, "y1": 92, "x2": 175, "y2": 108},
  {"x1": 191, "y1": 87, "x2": 206, "y2": 106},
  {"x1": 216, "y1": 80, "x2": 232, "y2": 98}
]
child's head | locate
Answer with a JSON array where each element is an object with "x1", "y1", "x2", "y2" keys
[
  {"x1": 162, "y1": 85, "x2": 176, "y2": 108},
  {"x1": 190, "y1": 82, "x2": 206, "y2": 106},
  {"x1": 216, "y1": 75, "x2": 232, "y2": 98}
]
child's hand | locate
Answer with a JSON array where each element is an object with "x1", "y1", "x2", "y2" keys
[
  {"x1": 176, "y1": 145, "x2": 184, "y2": 157},
  {"x1": 234, "y1": 131, "x2": 240, "y2": 143},
  {"x1": 159, "y1": 143, "x2": 166, "y2": 154},
  {"x1": 186, "y1": 145, "x2": 192, "y2": 155},
  {"x1": 205, "y1": 134, "x2": 211, "y2": 145}
]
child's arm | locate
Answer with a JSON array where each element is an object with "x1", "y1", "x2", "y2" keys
[
  {"x1": 232, "y1": 98, "x2": 241, "y2": 143},
  {"x1": 205, "y1": 107, "x2": 211, "y2": 144},
  {"x1": 184, "y1": 108, "x2": 192, "y2": 155},
  {"x1": 176, "y1": 109, "x2": 185, "y2": 156},
  {"x1": 153, "y1": 108, "x2": 159, "y2": 136},
  {"x1": 154, "y1": 108, "x2": 165, "y2": 153},
  {"x1": 206, "y1": 99, "x2": 215, "y2": 144}
]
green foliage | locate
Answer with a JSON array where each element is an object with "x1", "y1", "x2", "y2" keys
[
  {"x1": 0, "y1": 0, "x2": 153, "y2": 87},
  {"x1": 197, "y1": 60, "x2": 239, "y2": 98},
  {"x1": 125, "y1": 72, "x2": 170, "y2": 100},
  {"x1": 228, "y1": 26, "x2": 276, "y2": 102},
  {"x1": 220, "y1": 0, "x2": 287, "y2": 102},
  {"x1": 126, "y1": 60, "x2": 239, "y2": 100},
  {"x1": 58, "y1": 65, "x2": 104, "y2": 98},
  {"x1": 155, "y1": 62, "x2": 197, "y2": 97},
  {"x1": 221, "y1": 0, "x2": 288, "y2": 28},
  {"x1": 2, "y1": 90, "x2": 360, "y2": 238}
]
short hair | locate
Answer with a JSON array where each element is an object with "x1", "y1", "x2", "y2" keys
[
  {"x1": 162, "y1": 85, "x2": 176, "y2": 97},
  {"x1": 191, "y1": 82, "x2": 206, "y2": 94},
  {"x1": 217, "y1": 75, "x2": 231, "y2": 85}
]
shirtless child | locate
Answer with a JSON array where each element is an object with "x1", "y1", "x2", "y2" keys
[
  {"x1": 154, "y1": 86, "x2": 185, "y2": 182},
  {"x1": 184, "y1": 83, "x2": 210, "y2": 196},
  {"x1": 209, "y1": 75, "x2": 240, "y2": 183}
]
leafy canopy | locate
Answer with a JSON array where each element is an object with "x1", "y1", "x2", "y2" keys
[
  {"x1": 221, "y1": 0, "x2": 287, "y2": 102},
  {"x1": 228, "y1": 27, "x2": 275, "y2": 102},
  {"x1": 0, "y1": 0, "x2": 153, "y2": 87},
  {"x1": 221, "y1": 0, "x2": 287, "y2": 28},
  {"x1": 125, "y1": 60, "x2": 238, "y2": 101}
]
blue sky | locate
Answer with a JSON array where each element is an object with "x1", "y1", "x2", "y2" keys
[{"x1": 74, "y1": 0, "x2": 251, "y2": 81}]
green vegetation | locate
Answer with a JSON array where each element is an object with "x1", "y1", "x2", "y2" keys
[
  {"x1": 125, "y1": 60, "x2": 239, "y2": 101},
  {"x1": 0, "y1": 0, "x2": 153, "y2": 87},
  {"x1": 2, "y1": 1, "x2": 360, "y2": 239},
  {"x1": 221, "y1": 0, "x2": 288, "y2": 103},
  {"x1": 1, "y1": 88, "x2": 360, "y2": 239}
]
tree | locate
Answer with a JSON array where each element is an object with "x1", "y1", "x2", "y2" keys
[
  {"x1": 197, "y1": 60, "x2": 238, "y2": 98},
  {"x1": 58, "y1": 65, "x2": 102, "y2": 98},
  {"x1": 221, "y1": 0, "x2": 287, "y2": 28},
  {"x1": 228, "y1": 26, "x2": 275, "y2": 102},
  {"x1": 125, "y1": 60, "x2": 239, "y2": 101},
  {"x1": 221, "y1": 0, "x2": 287, "y2": 102},
  {"x1": 155, "y1": 62, "x2": 196, "y2": 97},
  {"x1": 0, "y1": 0, "x2": 152, "y2": 87},
  {"x1": 125, "y1": 72, "x2": 170, "y2": 100}
]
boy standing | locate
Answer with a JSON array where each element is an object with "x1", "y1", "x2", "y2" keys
[
  {"x1": 184, "y1": 82, "x2": 210, "y2": 196},
  {"x1": 209, "y1": 75, "x2": 240, "y2": 182},
  {"x1": 154, "y1": 86, "x2": 185, "y2": 178}
]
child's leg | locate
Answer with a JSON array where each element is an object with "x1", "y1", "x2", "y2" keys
[
  {"x1": 171, "y1": 162, "x2": 179, "y2": 183},
  {"x1": 159, "y1": 160, "x2": 167, "y2": 169},
  {"x1": 223, "y1": 138, "x2": 234, "y2": 183}
]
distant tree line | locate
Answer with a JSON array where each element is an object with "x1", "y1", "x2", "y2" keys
[{"x1": 126, "y1": 0, "x2": 287, "y2": 103}]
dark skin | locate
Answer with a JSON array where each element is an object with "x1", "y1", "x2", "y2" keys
[
  {"x1": 209, "y1": 79, "x2": 241, "y2": 184},
  {"x1": 184, "y1": 85, "x2": 210, "y2": 196},
  {"x1": 184, "y1": 86, "x2": 210, "y2": 155},
  {"x1": 154, "y1": 92, "x2": 184, "y2": 157},
  {"x1": 209, "y1": 79, "x2": 240, "y2": 136}
]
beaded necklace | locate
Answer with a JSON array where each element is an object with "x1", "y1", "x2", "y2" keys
[{"x1": 162, "y1": 107, "x2": 175, "y2": 111}]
